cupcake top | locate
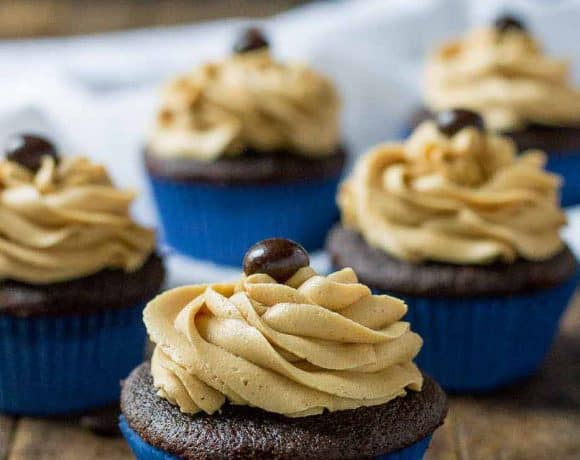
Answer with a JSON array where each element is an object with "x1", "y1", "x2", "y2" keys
[
  {"x1": 0, "y1": 134, "x2": 156, "y2": 284},
  {"x1": 148, "y1": 28, "x2": 341, "y2": 161},
  {"x1": 339, "y1": 109, "x2": 566, "y2": 265},
  {"x1": 424, "y1": 15, "x2": 580, "y2": 132},
  {"x1": 145, "y1": 238, "x2": 423, "y2": 417}
]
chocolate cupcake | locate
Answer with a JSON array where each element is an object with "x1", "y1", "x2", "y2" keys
[
  {"x1": 120, "y1": 238, "x2": 447, "y2": 459},
  {"x1": 145, "y1": 27, "x2": 346, "y2": 265},
  {"x1": 328, "y1": 111, "x2": 578, "y2": 392},
  {"x1": 410, "y1": 15, "x2": 580, "y2": 206},
  {"x1": 0, "y1": 134, "x2": 165, "y2": 415}
]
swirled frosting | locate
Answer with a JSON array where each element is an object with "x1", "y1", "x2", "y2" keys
[
  {"x1": 148, "y1": 50, "x2": 341, "y2": 161},
  {"x1": 146, "y1": 266, "x2": 423, "y2": 417},
  {"x1": 339, "y1": 122, "x2": 566, "y2": 265},
  {"x1": 425, "y1": 27, "x2": 580, "y2": 131},
  {"x1": 0, "y1": 156, "x2": 156, "y2": 284}
]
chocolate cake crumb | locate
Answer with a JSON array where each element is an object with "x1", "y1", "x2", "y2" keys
[
  {"x1": 121, "y1": 362, "x2": 447, "y2": 460},
  {"x1": 326, "y1": 225, "x2": 578, "y2": 298}
]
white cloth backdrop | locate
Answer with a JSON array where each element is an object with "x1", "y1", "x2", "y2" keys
[{"x1": 0, "y1": 0, "x2": 578, "y2": 285}]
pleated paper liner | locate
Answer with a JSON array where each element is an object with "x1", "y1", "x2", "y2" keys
[
  {"x1": 386, "y1": 273, "x2": 579, "y2": 393},
  {"x1": 546, "y1": 149, "x2": 580, "y2": 207},
  {"x1": 148, "y1": 175, "x2": 341, "y2": 266},
  {"x1": 119, "y1": 416, "x2": 433, "y2": 460},
  {"x1": 0, "y1": 303, "x2": 147, "y2": 415}
]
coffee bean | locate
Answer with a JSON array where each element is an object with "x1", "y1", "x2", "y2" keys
[
  {"x1": 435, "y1": 109, "x2": 485, "y2": 137},
  {"x1": 233, "y1": 27, "x2": 269, "y2": 54},
  {"x1": 4, "y1": 134, "x2": 59, "y2": 172},
  {"x1": 243, "y1": 238, "x2": 309, "y2": 282},
  {"x1": 494, "y1": 14, "x2": 526, "y2": 33}
]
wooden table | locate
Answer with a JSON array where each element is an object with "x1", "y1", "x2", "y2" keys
[
  {"x1": 0, "y1": 0, "x2": 307, "y2": 38},
  {"x1": 1, "y1": 292, "x2": 579, "y2": 460}
]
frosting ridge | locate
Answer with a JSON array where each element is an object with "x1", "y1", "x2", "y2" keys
[
  {"x1": 0, "y1": 156, "x2": 156, "y2": 284},
  {"x1": 149, "y1": 51, "x2": 341, "y2": 160},
  {"x1": 339, "y1": 122, "x2": 566, "y2": 265},
  {"x1": 425, "y1": 27, "x2": 580, "y2": 131},
  {"x1": 146, "y1": 266, "x2": 423, "y2": 417}
]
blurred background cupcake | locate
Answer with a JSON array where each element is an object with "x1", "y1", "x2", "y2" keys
[
  {"x1": 410, "y1": 15, "x2": 580, "y2": 206},
  {"x1": 120, "y1": 238, "x2": 447, "y2": 460},
  {"x1": 328, "y1": 109, "x2": 578, "y2": 392},
  {"x1": 145, "y1": 27, "x2": 346, "y2": 266},
  {"x1": 0, "y1": 134, "x2": 165, "y2": 415}
]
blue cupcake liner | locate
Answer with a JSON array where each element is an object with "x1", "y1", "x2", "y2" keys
[
  {"x1": 377, "y1": 436, "x2": 432, "y2": 460},
  {"x1": 119, "y1": 416, "x2": 432, "y2": 460},
  {"x1": 386, "y1": 274, "x2": 578, "y2": 393},
  {"x1": 545, "y1": 149, "x2": 580, "y2": 207},
  {"x1": 148, "y1": 176, "x2": 341, "y2": 266},
  {"x1": 0, "y1": 304, "x2": 147, "y2": 415}
]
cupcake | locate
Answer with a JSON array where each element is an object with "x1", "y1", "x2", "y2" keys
[
  {"x1": 145, "y1": 28, "x2": 346, "y2": 265},
  {"x1": 120, "y1": 238, "x2": 447, "y2": 459},
  {"x1": 0, "y1": 134, "x2": 165, "y2": 415},
  {"x1": 328, "y1": 110, "x2": 579, "y2": 392},
  {"x1": 411, "y1": 15, "x2": 580, "y2": 206}
]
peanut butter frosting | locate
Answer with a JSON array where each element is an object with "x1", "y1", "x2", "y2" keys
[
  {"x1": 146, "y1": 266, "x2": 423, "y2": 417},
  {"x1": 339, "y1": 122, "x2": 566, "y2": 265},
  {"x1": 148, "y1": 50, "x2": 341, "y2": 161},
  {"x1": 0, "y1": 156, "x2": 156, "y2": 284},
  {"x1": 425, "y1": 27, "x2": 580, "y2": 131}
]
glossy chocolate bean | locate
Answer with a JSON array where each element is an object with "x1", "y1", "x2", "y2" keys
[
  {"x1": 4, "y1": 134, "x2": 59, "y2": 172},
  {"x1": 233, "y1": 27, "x2": 269, "y2": 54},
  {"x1": 494, "y1": 15, "x2": 526, "y2": 33},
  {"x1": 435, "y1": 109, "x2": 485, "y2": 137},
  {"x1": 243, "y1": 238, "x2": 309, "y2": 282}
]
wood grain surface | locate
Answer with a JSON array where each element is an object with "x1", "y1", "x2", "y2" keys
[
  {"x1": 1, "y1": 292, "x2": 578, "y2": 460},
  {"x1": 7, "y1": 418, "x2": 130, "y2": 460},
  {"x1": 0, "y1": 0, "x2": 307, "y2": 38},
  {"x1": 0, "y1": 416, "x2": 15, "y2": 460}
]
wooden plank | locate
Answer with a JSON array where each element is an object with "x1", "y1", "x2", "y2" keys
[
  {"x1": 561, "y1": 292, "x2": 580, "y2": 334},
  {"x1": 0, "y1": 416, "x2": 16, "y2": 460},
  {"x1": 451, "y1": 400, "x2": 580, "y2": 460},
  {"x1": 425, "y1": 413, "x2": 458, "y2": 460},
  {"x1": 0, "y1": 0, "x2": 307, "y2": 38},
  {"x1": 8, "y1": 418, "x2": 131, "y2": 460}
]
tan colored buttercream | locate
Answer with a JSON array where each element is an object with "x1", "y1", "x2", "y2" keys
[
  {"x1": 146, "y1": 266, "x2": 423, "y2": 417},
  {"x1": 339, "y1": 122, "x2": 566, "y2": 265},
  {"x1": 425, "y1": 27, "x2": 580, "y2": 131},
  {"x1": 149, "y1": 51, "x2": 341, "y2": 160},
  {"x1": 0, "y1": 156, "x2": 156, "y2": 284}
]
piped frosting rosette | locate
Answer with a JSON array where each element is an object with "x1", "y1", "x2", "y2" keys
[
  {"x1": 340, "y1": 120, "x2": 566, "y2": 265},
  {"x1": 148, "y1": 50, "x2": 341, "y2": 161},
  {"x1": 0, "y1": 155, "x2": 155, "y2": 284},
  {"x1": 425, "y1": 26, "x2": 580, "y2": 131},
  {"x1": 146, "y1": 262, "x2": 423, "y2": 417}
]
